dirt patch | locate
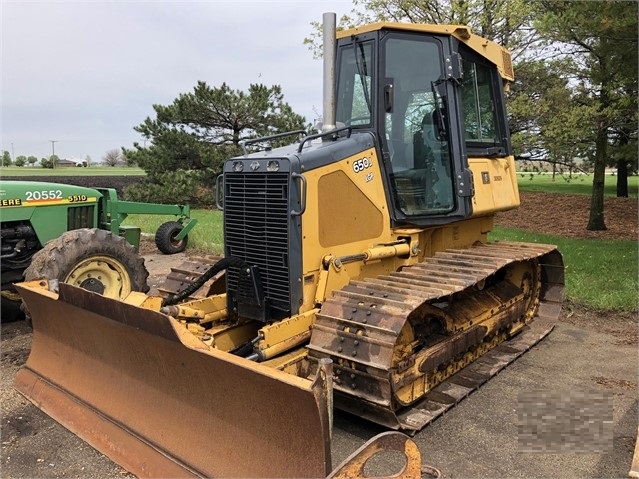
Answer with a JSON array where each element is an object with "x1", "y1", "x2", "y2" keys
[
  {"x1": 560, "y1": 301, "x2": 638, "y2": 346},
  {"x1": 592, "y1": 376, "x2": 637, "y2": 391},
  {"x1": 496, "y1": 192, "x2": 638, "y2": 241}
]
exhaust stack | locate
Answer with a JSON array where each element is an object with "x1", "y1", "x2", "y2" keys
[{"x1": 321, "y1": 12, "x2": 337, "y2": 135}]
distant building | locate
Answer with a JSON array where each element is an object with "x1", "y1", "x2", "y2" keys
[
  {"x1": 59, "y1": 157, "x2": 87, "y2": 167},
  {"x1": 56, "y1": 159, "x2": 76, "y2": 168}
]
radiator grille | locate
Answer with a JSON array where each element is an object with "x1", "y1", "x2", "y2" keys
[
  {"x1": 225, "y1": 173, "x2": 291, "y2": 314},
  {"x1": 67, "y1": 205, "x2": 95, "y2": 230}
]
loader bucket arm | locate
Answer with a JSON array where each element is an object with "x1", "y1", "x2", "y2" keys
[{"x1": 14, "y1": 281, "x2": 332, "y2": 478}]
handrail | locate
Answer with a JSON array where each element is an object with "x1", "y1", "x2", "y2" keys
[
  {"x1": 297, "y1": 126, "x2": 352, "y2": 153},
  {"x1": 240, "y1": 130, "x2": 307, "y2": 156}
]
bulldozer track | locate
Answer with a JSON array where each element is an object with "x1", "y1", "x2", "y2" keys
[
  {"x1": 307, "y1": 241, "x2": 564, "y2": 431},
  {"x1": 394, "y1": 316, "x2": 555, "y2": 431},
  {"x1": 158, "y1": 255, "x2": 224, "y2": 300}
]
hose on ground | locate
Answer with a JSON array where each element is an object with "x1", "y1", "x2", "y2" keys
[{"x1": 161, "y1": 256, "x2": 246, "y2": 307}]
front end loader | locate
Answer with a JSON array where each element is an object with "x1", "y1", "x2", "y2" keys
[{"x1": 14, "y1": 13, "x2": 564, "y2": 477}]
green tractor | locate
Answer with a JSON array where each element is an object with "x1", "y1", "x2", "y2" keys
[{"x1": 0, "y1": 180, "x2": 197, "y2": 321}]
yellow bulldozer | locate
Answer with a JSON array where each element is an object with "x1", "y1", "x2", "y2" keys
[{"x1": 15, "y1": 13, "x2": 564, "y2": 478}]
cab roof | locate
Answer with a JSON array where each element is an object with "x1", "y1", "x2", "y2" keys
[{"x1": 336, "y1": 21, "x2": 514, "y2": 82}]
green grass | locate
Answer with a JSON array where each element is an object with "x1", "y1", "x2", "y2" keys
[
  {"x1": 0, "y1": 166, "x2": 146, "y2": 177},
  {"x1": 490, "y1": 227, "x2": 638, "y2": 312},
  {"x1": 516, "y1": 172, "x2": 638, "y2": 197},
  {"x1": 124, "y1": 209, "x2": 224, "y2": 255}
]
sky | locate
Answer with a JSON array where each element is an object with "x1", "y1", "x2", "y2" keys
[{"x1": 1, "y1": 0, "x2": 355, "y2": 164}]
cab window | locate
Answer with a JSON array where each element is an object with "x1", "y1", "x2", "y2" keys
[
  {"x1": 461, "y1": 60, "x2": 498, "y2": 142},
  {"x1": 336, "y1": 42, "x2": 374, "y2": 127}
]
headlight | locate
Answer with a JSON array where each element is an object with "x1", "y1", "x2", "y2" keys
[{"x1": 266, "y1": 160, "x2": 280, "y2": 172}]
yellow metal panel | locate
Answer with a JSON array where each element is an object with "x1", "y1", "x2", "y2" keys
[
  {"x1": 207, "y1": 321, "x2": 259, "y2": 351},
  {"x1": 301, "y1": 271, "x2": 321, "y2": 313},
  {"x1": 301, "y1": 147, "x2": 392, "y2": 281},
  {"x1": 469, "y1": 156, "x2": 520, "y2": 216},
  {"x1": 318, "y1": 170, "x2": 384, "y2": 247},
  {"x1": 259, "y1": 310, "x2": 318, "y2": 348},
  {"x1": 314, "y1": 268, "x2": 330, "y2": 305},
  {"x1": 338, "y1": 22, "x2": 472, "y2": 39}
]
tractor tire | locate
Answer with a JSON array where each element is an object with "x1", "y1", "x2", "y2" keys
[
  {"x1": 24, "y1": 227, "x2": 150, "y2": 300},
  {"x1": 155, "y1": 221, "x2": 188, "y2": 254}
]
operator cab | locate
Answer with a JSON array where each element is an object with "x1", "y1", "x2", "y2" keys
[{"x1": 334, "y1": 24, "x2": 512, "y2": 227}]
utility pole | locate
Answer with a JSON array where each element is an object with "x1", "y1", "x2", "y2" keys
[
  {"x1": 50, "y1": 140, "x2": 57, "y2": 168},
  {"x1": 11, "y1": 142, "x2": 14, "y2": 162}
]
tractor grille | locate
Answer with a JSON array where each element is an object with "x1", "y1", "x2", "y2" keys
[
  {"x1": 67, "y1": 205, "x2": 95, "y2": 230},
  {"x1": 225, "y1": 172, "x2": 291, "y2": 316}
]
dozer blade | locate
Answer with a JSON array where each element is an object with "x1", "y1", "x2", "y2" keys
[{"x1": 14, "y1": 281, "x2": 332, "y2": 478}]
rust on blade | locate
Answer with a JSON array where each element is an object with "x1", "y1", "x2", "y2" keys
[{"x1": 15, "y1": 281, "x2": 331, "y2": 478}]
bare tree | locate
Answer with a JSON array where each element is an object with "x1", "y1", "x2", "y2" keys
[{"x1": 102, "y1": 149, "x2": 122, "y2": 167}]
